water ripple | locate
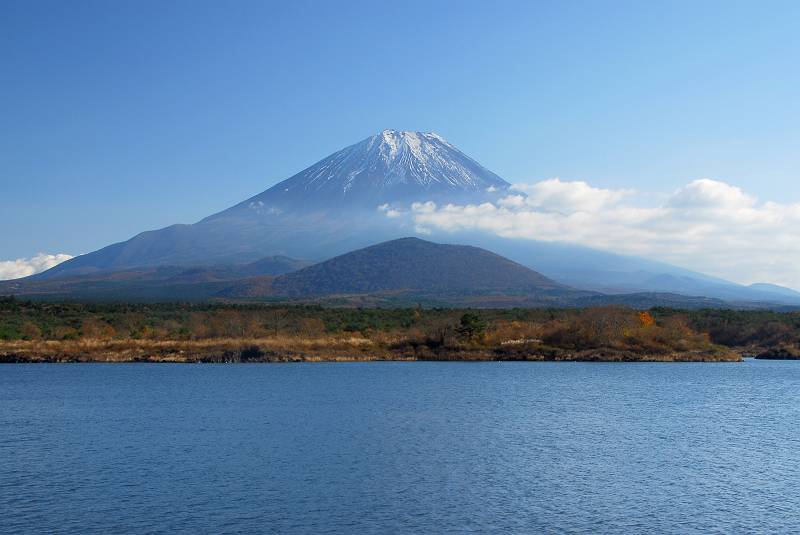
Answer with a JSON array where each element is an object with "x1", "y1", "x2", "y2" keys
[{"x1": 1, "y1": 361, "x2": 799, "y2": 533}]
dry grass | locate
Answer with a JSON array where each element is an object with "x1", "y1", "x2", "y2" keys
[
  {"x1": 0, "y1": 336, "x2": 387, "y2": 363},
  {"x1": 0, "y1": 322, "x2": 741, "y2": 362},
  {"x1": 0, "y1": 335, "x2": 742, "y2": 363}
]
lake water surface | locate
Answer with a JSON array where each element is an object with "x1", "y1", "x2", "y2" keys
[{"x1": 2, "y1": 361, "x2": 800, "y2": 533}]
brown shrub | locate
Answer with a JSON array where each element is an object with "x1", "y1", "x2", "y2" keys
[
  {"x1": 543, "y1": 306, "x2": 639, "y2": 349},
  {"x1": 80, "y1": 318, "x2": 116, "y2": 339},
  {"x1": 20, "y1": 321, "x2": 42, "y2": 340},
  {"x1": 54, "y1": 326, "x2": 80, "y2": 340}
]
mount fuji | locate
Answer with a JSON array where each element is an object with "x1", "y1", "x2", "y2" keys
[{"x1": 24, "y1": 129, "x2": 800, "y2": 306}]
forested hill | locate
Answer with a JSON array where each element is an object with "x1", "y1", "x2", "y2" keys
[{"x1": 226, "y1": 237, "x2": 574, "y2": 298}]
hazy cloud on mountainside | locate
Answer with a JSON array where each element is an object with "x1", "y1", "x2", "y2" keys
[
  {"x1": 3, "y1": 178, "x2": 797, "y2": 288},
  {"x1": 388, "y1": 178, "x2": 800, "y2": 289},
  {"x1": 0, "y1": 253, "x2": 74, "y2": 280}
]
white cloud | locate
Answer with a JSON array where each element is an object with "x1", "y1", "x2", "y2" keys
[
  {"x1": 511, "y1": 178, "x2": 631, "y2": 213},
  {"x1": 667, "y1": 179, "x2": 755, "y2": 210},
  {"x1": 378, "y1": 203, "x2": 405, "y2": 218},
  {"x1": 0, "y1": 253, "x2": 74, "y2": 280},
  {"x1": 392, "y1": 178, "x2": 800, "y2": 288}
]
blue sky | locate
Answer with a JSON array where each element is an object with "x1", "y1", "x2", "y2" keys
[{"x1": 2, "y1": 0, "x2": 799, "y2": 281}]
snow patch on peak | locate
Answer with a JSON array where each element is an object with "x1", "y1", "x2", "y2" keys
[
  {"x1": 421, "y1": 131, "x2": 449, "y2": 144},
  {"x1": 251, "y1": 129, "x2": 511, "y2": 205},
  {"x1": 380, "y1": 129, "x2": 400, "y2": 157}
]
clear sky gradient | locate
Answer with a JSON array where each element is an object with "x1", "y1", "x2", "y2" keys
[{"x1": 2, "y1": 0, "x2": 799, "y2": 265}]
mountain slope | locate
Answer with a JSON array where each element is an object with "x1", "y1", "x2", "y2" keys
[
  {"x1": 748, "y1": 283, "x2": 800, "y2": 299},
  {"x1": 0, "y1": 255, "x2": 309, "y2": 301}
]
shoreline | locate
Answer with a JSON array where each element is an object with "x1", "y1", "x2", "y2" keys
[{"x1": 0, "y1": 338, "x2": 742, "y2": 363}]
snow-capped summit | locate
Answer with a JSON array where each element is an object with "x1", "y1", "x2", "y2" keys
[{"x1": 227, "y1": 129, "x2": 510, "y2": 212}]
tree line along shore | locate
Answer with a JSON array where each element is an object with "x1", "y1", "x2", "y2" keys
[{"x1": 2, "y1": 297, "x2": 799, "y2": 363}]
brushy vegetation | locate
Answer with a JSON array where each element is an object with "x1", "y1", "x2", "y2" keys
[{"x1": 1, "y1": 296, "x2": 785, "y2": 362}]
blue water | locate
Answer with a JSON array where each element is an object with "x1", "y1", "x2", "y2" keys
[{"x1": 2, "y1": 361, "x2": 800, "y2": 534}]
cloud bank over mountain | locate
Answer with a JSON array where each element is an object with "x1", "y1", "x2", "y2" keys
[
  {"x1": 0, "y1": 253, "x2": 74, "y2": 281},
  {"x1": 392, "y1": 178, "x2": 799, "y2": 289}
]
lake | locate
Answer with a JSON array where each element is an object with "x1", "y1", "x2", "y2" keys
[{"x1": 2, "y1": 361, "x2": 799, "y2": 533}]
